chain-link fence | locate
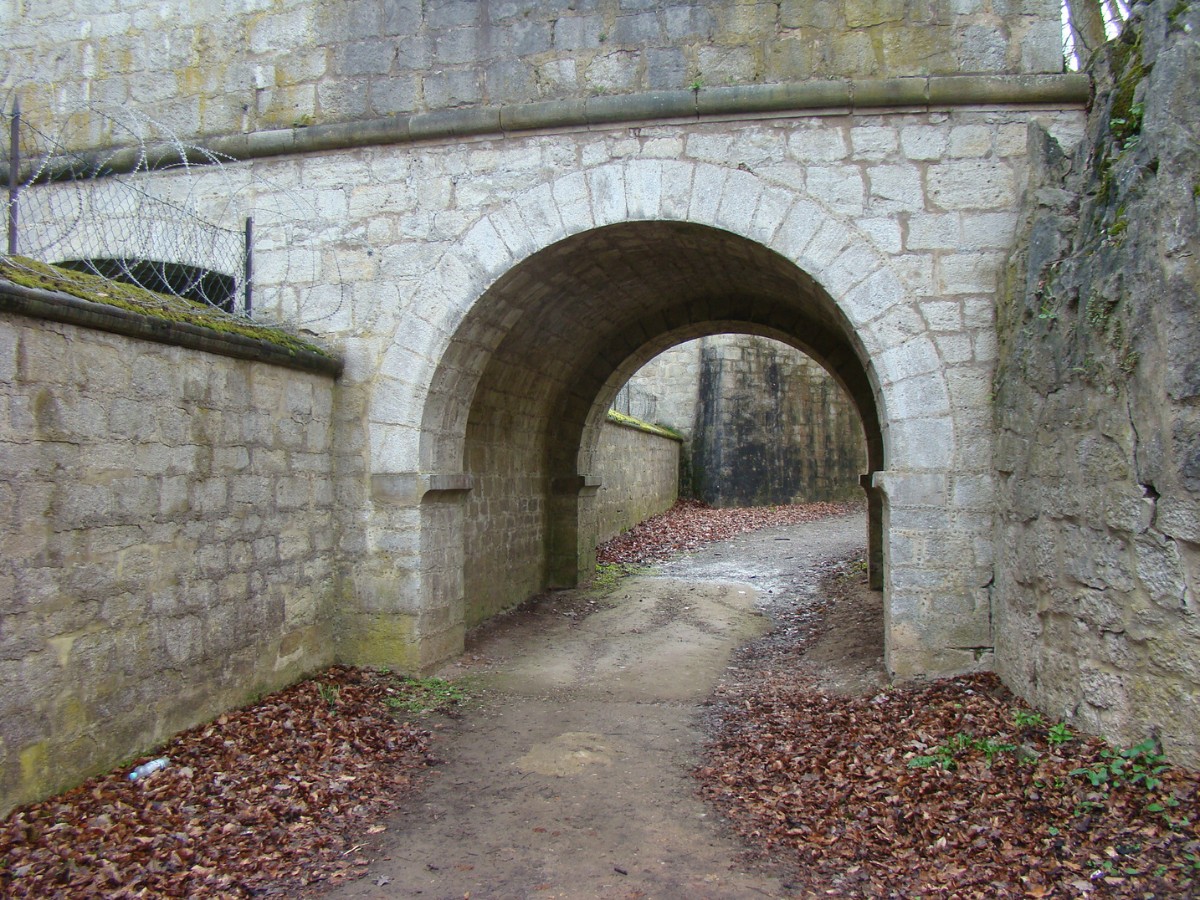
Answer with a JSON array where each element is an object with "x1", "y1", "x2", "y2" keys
[{"x1": 2, "y1": 95, "x2": 347, "y2": 329}]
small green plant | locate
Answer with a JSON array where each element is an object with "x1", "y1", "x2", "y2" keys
[
  {"x1": 1146, "y1": 795, "x2": 1180, "y2": 815},
  {"x1": 1013, "y1": 709, "x2": 1044, "y2": 729},
  {"x1": 907, "y1": 732, "x2": 1016, "y2": 770},
  {"x1": 1110, "y1": 100, "x2": 1144, "y2": 147},
  {"x1": 1086, "y1": 293, "x2": 1118, "y2": 329},
  {"x1": 1119, "y1": 349, "x2": 1140, "y2": 376},
  {"x1": 591, "y1": 561, "x2": 651, "y2": 590},
  {"x1": 909, "y1": 746, "x2": 957, "y2": 770},
  {"x1": 1107, "y1": 213, "x2": 1129, "y2": 243},
  {"x1": 689, "y1": 76, "x2": 704, "y2": 92},
  {"x1": 316, "y1": 682, "x2": 340, "y2": 707},
  {"x1": 385, "y1": 676, "x2": 469, "y2": 714},
  {"x1": 1048, "y1": 723, "x2": 1074, "y2": 747},
  {"x1": 1071, "y1": 738, "x2": 1169, "y2": 791}
]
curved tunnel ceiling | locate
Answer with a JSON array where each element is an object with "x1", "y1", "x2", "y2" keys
[{"x1": 429, "y1": 221, "x2": 884, "y2": 474}]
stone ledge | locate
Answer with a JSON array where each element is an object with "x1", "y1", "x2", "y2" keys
[
  {"x1": 371, "y1": 473, "x2": 475, "y2": 505},
  {"x1": 0, "y1": 279, "x2": 344, "y2": 377},
  {"x1": 13, "y1": 74, "x2": 1092, "y2": 181}
]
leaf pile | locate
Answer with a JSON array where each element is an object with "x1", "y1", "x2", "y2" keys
[
  {"x1": 697, "y1": 672, "x2": 1200, "y2": 898},
  {"x1": 0, "y1": 666, "x2": 439, "y2": 898},
  {"x1": 597, "y1": 499, "x2": 861, "y2": 566}
]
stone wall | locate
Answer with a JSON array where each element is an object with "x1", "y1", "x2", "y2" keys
[
  {"x1": 0, "y1": 298, "x2": 340, "y2": 814},
  {"x1": 3, "y1": 92, "x2": 1090, "y2": 686},
  {"x1": 2, "y1": 0, "x2": 1064, "y2": 143},
  {"x1": 994, "y1": 0, "x2": 1200, "y2": 765},
  {"x1": 617, "y1": 335, "x2": 866, "y2": 506},
  {"x1": 589, "y1": 414, "x2": 681, "y2": 546},
  {"x1": 614, "y1": 342, "x2": 703, "y2": 444}
]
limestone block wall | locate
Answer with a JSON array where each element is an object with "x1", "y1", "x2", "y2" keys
[
  {"x1": 617, "y1": 334, "x2": 867, "y2": 505},
  {"x1": 0, "y1": 304, "x2": 339, "y2": 814},
  {"x1": 693, "y1": 335, "x2": 867, "y2": 506},
  {"x1": 462, "y1": 410, "x2": 548, "y2": 629},
  {"x1": 2, "y1": 0, "x2": 1064, "y2": 144},
  {"x1": 589, "y1": 415, "x2": 681, "y2": 547},
  {"x1": 615, "y1": 342, "x2": 703, "y2": 439},
  {"x1": 994, "y1": 0, "x2": 1200, "y2": 765}
]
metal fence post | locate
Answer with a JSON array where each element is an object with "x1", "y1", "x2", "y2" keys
[
  {"x1": 7, "y1": 97, "x2": 18, "y2": 256},
  {"x1": 244, "y1": 216, "x2": 253, "y2": 317}
]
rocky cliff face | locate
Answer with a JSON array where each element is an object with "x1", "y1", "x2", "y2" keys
[{"x1": 994, "y1": 0, "x2": 1200, "y2": 764}]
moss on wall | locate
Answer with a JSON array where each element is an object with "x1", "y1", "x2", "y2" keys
[
  {"x1": 993, "y1": 0, "x2": 1200, "y2": 765},
  {"x1": 0, "y1": 256, "x2": 330, "y2": 359}
]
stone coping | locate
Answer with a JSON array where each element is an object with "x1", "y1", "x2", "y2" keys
[
  {"x1": 0, "y1": 279, "x2": 344, "y2": 377},
  {"x1": 606, "y1": 409, "x2": 685, "y2": 441},
  {"x1": 15, "y1": 73, "x2": 1091, "y2": 181}
]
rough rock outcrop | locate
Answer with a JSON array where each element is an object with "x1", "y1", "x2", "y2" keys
[{"x1": 994, "y1": 0, "x2": 1200, "y2": 764}]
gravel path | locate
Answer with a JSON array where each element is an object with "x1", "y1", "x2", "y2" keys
[{"x1": 313, "y1": 510, "x2": 869, "y2": 900}]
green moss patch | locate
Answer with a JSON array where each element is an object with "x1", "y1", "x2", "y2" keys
[
  {"x1": 606, "y1": 409, "x2": 684, "y2": 441},
  {"x1": 0, "y1": 255, "x2": 331, "y2": 358}
]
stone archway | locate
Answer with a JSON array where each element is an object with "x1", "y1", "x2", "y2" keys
[{"x1": 366, "y1": 159, "x2": 986, "y2": 680}]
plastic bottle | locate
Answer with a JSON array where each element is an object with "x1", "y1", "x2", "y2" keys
[{"x1": 128, "y1": 757, "x2": 170, "y2": 781}]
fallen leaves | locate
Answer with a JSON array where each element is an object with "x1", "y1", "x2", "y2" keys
[
  {"x1": 597, "y1": 499, "x2": 860, "y2": 566},
  {"x1": 0, "y1": 666, "x2": 437, "y2": 898},
  {"x1": 696, "y1": 670, "x2": 1200, "y2": 897}
]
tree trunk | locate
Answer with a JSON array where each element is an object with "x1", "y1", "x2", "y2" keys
[{"x1": 1065, "y1": 0, "x2": 1111, "y2": 62}]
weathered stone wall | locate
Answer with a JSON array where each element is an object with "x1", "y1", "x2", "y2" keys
[
  {"x1": 994, "y1": 0, "x2": 1200, "y2": 765},
  {"x1": 0, "y1": 0, "x2": 1091, "y2": 758},
  {"x1": 0, "y1": 302, "x2": 340, "y2": 814},
  {"x1": 2, "y1": 0, "x2": 1063, "y2": 142},
  {"x1": 589, "y1": 415, "x2": 681, "y2": 546},
  {"x1": 694, "y1": 335, "x2": 868, "y2": 506},
  {"x1": 618, "y1": 335, "x2": 866, "y2": 506},
  {"x1": 614, "y1": 341, "x2": 703, "y2": 442},
  {"x1": 5, "y1": 96, "x2": 1088, "y2": 690}
]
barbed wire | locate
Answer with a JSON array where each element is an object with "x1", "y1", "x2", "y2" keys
[{"x1": 1, "y1": 94, "x2": 348, "y2": 330}]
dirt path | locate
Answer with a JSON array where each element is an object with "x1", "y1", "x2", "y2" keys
[{"x1": 317, "y1": 510, "x2": 880, "y2": 899}]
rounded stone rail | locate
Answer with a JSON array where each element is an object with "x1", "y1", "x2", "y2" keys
[{"x1": 9, "y1": 74, "x2": 1091, "y2": 182}]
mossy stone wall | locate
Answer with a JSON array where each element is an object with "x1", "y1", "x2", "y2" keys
[
  {"x1": 0, "y1": 299, "x2": 340, "y2": 815},
  {"x1": 993, "y1": 0, "x2": 1200, "y2": 765}
]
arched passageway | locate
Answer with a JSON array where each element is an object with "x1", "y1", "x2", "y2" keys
[
  {"x1": 420, "y1": 221, "x2": 883, "y2": 628},
  {"x1": 360, "y1": 157, "x2": 997, "y2": 681}
]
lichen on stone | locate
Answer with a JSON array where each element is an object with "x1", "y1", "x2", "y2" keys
[{"x1": 0, "y1": 255, "x2": 331, "y2": 358}]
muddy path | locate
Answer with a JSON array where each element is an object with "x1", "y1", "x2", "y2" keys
[{"x1": 316, "y1": 509, "x2": 883, "y2": 899}]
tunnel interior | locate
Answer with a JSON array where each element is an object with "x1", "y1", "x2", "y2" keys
[{"x1": 419, "y1": 221, "x2": 885, "y2": 626}]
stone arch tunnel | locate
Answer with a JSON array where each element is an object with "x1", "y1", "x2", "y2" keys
[
  {"x1": 423, "y1": 220, "x2": 885, "y2": 628},
  {"x1": 352, "y1": 139, "x2": 1007, "y2": 685}
]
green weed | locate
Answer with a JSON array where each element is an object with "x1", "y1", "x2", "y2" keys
[
  {"x1": 908, "y1": 732, "x2": 1016, "y2": 771},
  {"x1": 316, "y1": 682, "x2": 340, "y2": 707},
  {"x1": 1048, "y1": 723, "x2": 1075, "y2": 747},
  {"x1": 385, "y1": 676, "x2": 470, "y2": 715},
  {"x1": 1071, "y1": 738, "x2": 1169, "y2": 791},
  {"x1": 590, "y1": 561, "x2": 652, "y2": 590},
  {"x1": 1013, "y1": 709, "x2": 1044, "y2": 729}
]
